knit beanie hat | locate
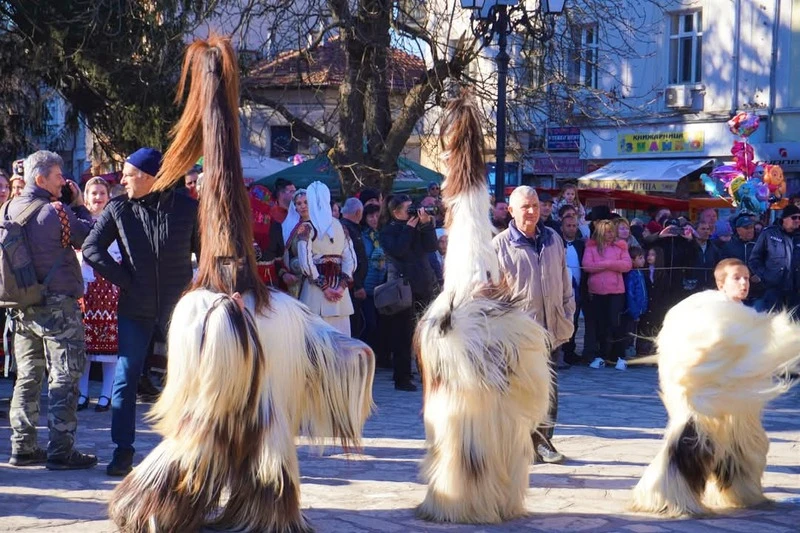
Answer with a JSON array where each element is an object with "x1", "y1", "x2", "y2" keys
[{"x1": 125, "y1": 148, "x2": 163, "y2": 178}]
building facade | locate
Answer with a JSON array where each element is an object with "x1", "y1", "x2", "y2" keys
[{"x1": 567, "y1": 0, "x2": 799, "y2": 195}]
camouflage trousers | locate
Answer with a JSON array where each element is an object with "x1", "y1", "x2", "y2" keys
[{"x1": 9, "y1": 294, "x2": 86, "y2": 458}]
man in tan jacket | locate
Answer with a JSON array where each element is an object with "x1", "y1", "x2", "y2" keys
[{"x1": 493, "y1": 186, "x2": 576, "y2": 464}]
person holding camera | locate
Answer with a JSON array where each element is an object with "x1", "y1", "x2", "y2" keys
[
  {"x1": 379, "y1": 194, "x2": 439, "y2": 391},
  {"x1": 6, "y1": 150, "x2": 96, "y2": 470}
]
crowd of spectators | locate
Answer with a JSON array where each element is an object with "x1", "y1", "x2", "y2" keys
[{"x1": 3, "y1": 150, "x2": 798, "y2": 474}]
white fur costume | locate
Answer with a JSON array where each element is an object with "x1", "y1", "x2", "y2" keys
[
  {"x1": 414, "y1": 97, "x2": 552, "y2": 524},
  {"x1": 108, "y1": 290, "x2": 374, "y2": 532},
  {"x1": 632, "y1": 290, "x2": 800, "y2": 516}
]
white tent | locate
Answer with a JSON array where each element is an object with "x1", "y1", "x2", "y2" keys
[{"x1": 240, "y1": 151, "x2": 291, "y2": 183}]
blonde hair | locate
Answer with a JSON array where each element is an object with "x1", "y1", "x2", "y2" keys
[
  {"x1": 592, "y1": 219, "x2": 617, "y2": 254},
  {"x1": 714, "y1": 258, "x2": 748, "y2": 288},
  {"x1": 85, "y1": 176, "x2": 111, "y2": 193}
]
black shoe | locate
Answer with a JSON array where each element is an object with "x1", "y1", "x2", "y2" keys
[
  {"x1": 394, "y1": 381, "x2": 418, "y2": 392},
  {"x1": 534, "y1": 443, "x2": 565, "y2": 464},
  {"x1": 137, "y1": 375, "x2": 161, "y2": 403},
  {"x1": 45, "y1": 449, "x2": 98, "y2": 470},
  {"x1": 77, "y1": 395, "x2": 89, "y2": 411},
  {"x1": 106, "y1": 449, "x2": 134, "y2": 477},
  {"x1": 95, "y1": 395, "x2": 111, "y2": 412},
  {"x1": 9, "y1": 447, "x2": 47, "y2": 466}
]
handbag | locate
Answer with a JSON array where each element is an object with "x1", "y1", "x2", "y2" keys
[{"x1": 374, "y1": 277, "x2": 412, "y2": 315}]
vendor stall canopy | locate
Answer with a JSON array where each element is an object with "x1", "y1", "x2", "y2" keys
[
  {"x1": 578, "y1": 158, "x2": 714, "y2": 194},
  {"x1": 253, "y1": 154, "x2": 442, "y2": 196}
]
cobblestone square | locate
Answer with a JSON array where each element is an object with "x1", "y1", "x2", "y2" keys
[{"x1": 1, "y1": 364, "x2": 798, "y2": 532}]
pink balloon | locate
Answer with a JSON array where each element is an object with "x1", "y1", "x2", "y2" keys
[{"x1": 727, "y1": 112, "x2": 760, "y2": 138}]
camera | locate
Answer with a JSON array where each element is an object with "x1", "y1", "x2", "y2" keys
[
  {"x1": 407, "y1": 205, "x2": 439, "y2": 217},
  {"x1": 12, "y1": 160, "x2": 24, "y2": 176}
]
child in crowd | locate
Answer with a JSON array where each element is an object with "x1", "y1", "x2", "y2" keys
[
  {"x1": 714, "y1": 257, "x2": 750, "y2": 303},
  {"x1": 615, "y1": 246, "x2": 648, "y2": 367},
  {"x1": 552, "y1": 183, "x2": 586, "y2": 223},
  {"x1": 615, "y1": 217, "x2": 641, "y2": 250},
  {"x1": 637, "y1": 246, "x2": 670, "y2": 356}
]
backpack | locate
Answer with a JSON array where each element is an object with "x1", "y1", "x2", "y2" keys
[{"x1": 0, "y1": 199, "x2": 68, "y2": 309}]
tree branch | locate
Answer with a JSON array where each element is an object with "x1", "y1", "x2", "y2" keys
[{"x1": 241, "y1": 92, "x2": 335, "y2": 147}]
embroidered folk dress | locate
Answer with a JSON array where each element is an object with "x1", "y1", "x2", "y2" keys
[
  {"x1": 297, "y1": 218, "x2": 356, "y2": 335},
  {"x1": 78, "y1": 241, "x2": 122, "y2": 360}
]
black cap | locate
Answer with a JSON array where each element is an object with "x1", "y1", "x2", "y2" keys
[
  {"x1": 538, "y1": 191, "x2": 554, "y2": 203},
  {"x1": 781, "y1": 204, "x2": 800, "y2": 218}
]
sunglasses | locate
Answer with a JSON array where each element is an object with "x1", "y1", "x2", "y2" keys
[{"x1": 791, "y1": 215, "x2": 800, "y2": 221}]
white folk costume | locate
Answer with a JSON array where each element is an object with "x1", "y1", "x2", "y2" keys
[
  {"x1": 414, "y1": 95, "x2": 553, "y2": 524},
  {"x1": 107, "y1": 37, "x2": 375, "y2": 533},
  {"x1": 297, "y1": 182, "x2": 355, "y2": 335},
  {"x1": 631, "y1": 290, "x2": 800, "y2": 517}
]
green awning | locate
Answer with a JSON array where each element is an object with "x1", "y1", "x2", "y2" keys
[{"x1": 252, "y1": 155, "x2": 443, "y2": 196}]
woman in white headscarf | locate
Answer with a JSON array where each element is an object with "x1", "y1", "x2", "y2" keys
[
  {"x1": 281, "y1": 189, "x2": 310, "y2": 298},
  {"x1": 295, "y1": 181, "x2": 356, "y2": 335}
]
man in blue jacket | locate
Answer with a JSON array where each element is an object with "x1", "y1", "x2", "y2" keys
[
  {"x1": 82, "y1": 148, "x2": 199, "y2": 477},
  {"x1": 6, "y1": 150, "x2": 97, "y2": 470}
]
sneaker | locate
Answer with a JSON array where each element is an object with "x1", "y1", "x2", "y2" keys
[
  {"x1": 106, "y1": 448, "x2": 135, "y2": 477},
  {"x1": 394, "y1": 381, "x2": 418, "y2": 392},
  {"x1": 615, "y1": 358, "x2": 628, "y2": 371},
  {"x1": 589, "y1": 357, "x2": 606, "y2": 369},
  {"x1": 9, "y1": 447, "x2": 47, "y2": 466},
  {"x1": 535, "y1": 444, "x2": 565, "y2": 464},
  {"x1": 45, "y1": 449, "x2": 98, "y2": 471}
]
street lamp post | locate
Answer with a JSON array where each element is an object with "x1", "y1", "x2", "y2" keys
[{"x1": 460, "y1": 0, "x2": 565, "y2": 202}]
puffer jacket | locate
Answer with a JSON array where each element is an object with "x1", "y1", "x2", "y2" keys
[
  {"x1": 748, "y1": 224, "x2": 794, "y2": 291},
  {"x1": 7, "y1": 185, "x2": 93, "y2": 299},
  {"x1": 82, "y1": 189, "x2": 199, "y2": 329},
  {"x1": 624, "y1": 269, "x2": 648, "y2": 319},
  {"x1": 582, "y1": 239, "x2": 631, "y2": 295}
]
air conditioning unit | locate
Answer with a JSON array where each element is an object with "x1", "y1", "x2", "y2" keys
[{"x1": 665, "y1": 85, "x2": 693, "y2": 109}]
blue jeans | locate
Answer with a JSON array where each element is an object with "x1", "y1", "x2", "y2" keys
[{"x1": 111, "y1": 316, "x2": 156, "y2": 453}]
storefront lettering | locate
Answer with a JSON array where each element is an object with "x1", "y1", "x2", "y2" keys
[{"x1": 619, "y1": 132, "x2": 704, "y2": 155}]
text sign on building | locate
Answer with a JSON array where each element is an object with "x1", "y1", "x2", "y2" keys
[
  {"x1": 547, "y1": 127, "x2": 580, "y2": 151},
  {"x1": 617, "y1": 132, "x2": 704, "y2": 155}
]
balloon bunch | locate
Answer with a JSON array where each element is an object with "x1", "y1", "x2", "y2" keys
[{"x1": 700, "y1": 112, "x2": 786, "y2": 214}]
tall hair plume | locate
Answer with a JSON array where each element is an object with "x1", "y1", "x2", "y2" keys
[
  {"x1": 438, "y1": 89, "x2": 500, "y2": 290},
  {"x1": 439, "y1": 89, "x2": 486, "y2": 202},
  {"x1": 154, "y1": 35, "x2": 269, "y2": 309}
]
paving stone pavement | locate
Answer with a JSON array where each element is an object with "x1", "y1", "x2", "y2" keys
[{"x1": 0, "y1": 363, "x2": 798, "y2": 532}]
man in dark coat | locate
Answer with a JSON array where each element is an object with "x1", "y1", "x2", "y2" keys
[
  {"x1": 82, "y1": 148, "x2": 199, "y2": 477},
  {"x1": 560, "y1": 214, "x2": 585, "y2": 366},
  {"x1": 748, "y1": 205, "x2": 800, "y2": 312}
]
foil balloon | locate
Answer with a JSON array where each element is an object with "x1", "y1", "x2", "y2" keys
[
  {"x1": 701, "y1": 173, "x2": 724, "y2": 197},
  {"x1": 727, "y1": 112, "x2": 760, "y2": 138},
  {"x1": 710, "y1": 164, "x2": 740, "y2": 185},
  {"x1": 763, "y1": 164, "x2": 785, "y2": 196}
]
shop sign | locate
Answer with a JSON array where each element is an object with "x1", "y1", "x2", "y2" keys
[
  {"x1": 618, "y1": 132, "x2": 704, "y2": 155},
  {"x1": 547, "y1": 127, "x2": 580, "y2": 151}
]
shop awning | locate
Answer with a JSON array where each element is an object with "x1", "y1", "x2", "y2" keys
[{"x1": 578, "y1": 158, "x2": 714, "y2": 193}]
